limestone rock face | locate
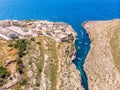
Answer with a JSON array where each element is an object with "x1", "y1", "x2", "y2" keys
[{"x1": 83, "y1": 19, "x2": 120, "y2": 90}]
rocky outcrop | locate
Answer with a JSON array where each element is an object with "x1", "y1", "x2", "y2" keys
[
  {"x1": 0, "y1": 20, "x2": 76, "y2": 42},
  {"x1": 83, "y1": 19, "x2": 120, "y2": 90}
]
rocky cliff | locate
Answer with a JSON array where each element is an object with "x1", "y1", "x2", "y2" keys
[
  {"x1": 0, "y1": 20, "x2": 83, "y2": 90},
  {"x1": 83, "y1": 19, "x2": 120, "y2": 90}
]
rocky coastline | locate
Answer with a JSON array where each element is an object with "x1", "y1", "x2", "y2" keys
[{"x1": 83, "y1": 19, "x2": 120, "y2": 90}]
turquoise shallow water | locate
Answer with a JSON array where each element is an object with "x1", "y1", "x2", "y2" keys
[{"x1": 0, "y1": 0, "x2": 120, "y2": 90}]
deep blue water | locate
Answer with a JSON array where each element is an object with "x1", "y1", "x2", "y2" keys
[{"x1": 0, "y1": 0, "x2": 120, "y2": 90}]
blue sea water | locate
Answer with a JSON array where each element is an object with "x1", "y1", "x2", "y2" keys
[{"x1": 0, "y1": 0, "x2": 120, "y2": 90}]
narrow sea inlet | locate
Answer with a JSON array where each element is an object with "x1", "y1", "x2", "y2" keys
[
  {"x1": 73, "y1": 28, "x2": 90, "y2": 90},
  {"x1": 0, "y1": 0, "x2": 120, "y2": 90}
]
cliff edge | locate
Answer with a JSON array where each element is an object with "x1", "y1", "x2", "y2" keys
[
  {"x1": 83, "y1": 19, "x2": 120, "y2": 90},
  {"x1": 0, "y1": 20, "x2": 83, "y2": 90}
]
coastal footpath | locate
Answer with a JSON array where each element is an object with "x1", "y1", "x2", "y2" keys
[
  {"x1": 0, "y1": 20, "x2": 83, "y2": 90},
  {"x1": 83, "y1": 19, "x2": 120, "y2": 90}
]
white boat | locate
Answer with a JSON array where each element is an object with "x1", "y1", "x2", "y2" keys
[
  {"x1": 78, "y1": 57, "x2": 81, "y2": 60},
  {"x1": 78, "y1": 46, "x2": 80, "y2": 50},
  {"x1": 80, "y1": 30, "x2": 84, "y2": 36}
]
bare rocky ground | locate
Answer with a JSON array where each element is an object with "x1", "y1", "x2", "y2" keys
[
  {"x1": 83, "y1": 19, "x2": 120, "y2": 90},
  {"x1": 0, "y1": 21, "x2": 83, "y2": 90}
]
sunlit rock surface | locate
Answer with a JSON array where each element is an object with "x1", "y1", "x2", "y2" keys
[
  {"x1": 83, "y1": 19, "x2": 120, "y2": 90},
  {"x1": 0, "y1": 20, "x2": 83, "y2": 90}
]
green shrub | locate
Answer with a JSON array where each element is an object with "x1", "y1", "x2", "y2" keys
[
  {"x1": 13, "y1": 39, "x2": 27, "y2": 52},
  {"x1": 17, "y1": 67, "x2": 23, "y2": 74},
  {"x1": 28, "y1": 61, "x2": 32, "y2": 65},
  {"x1": 19, "y1": 77, "x2": 27, "y2": 85},
  {"x1": 38, "y1": 68, "x2": 42, "y2": 73},
  {"x1": 0, "y1": 66, "x2": 10, "y2": 79},
  {"x1": 17, "y1": 59, "x2": 22, "y2": 64},
  {"x1": 30, "y1": 37, "x2": 35, "y2": 41},
  {"x1": 0, "y1": 78, "x2": 5, "y2": 86},
  {"x1": 18, "y1": 51, "x2": 25, "y2": 57},
  {"x1": 36, "y1": 82, "x2": 40, "y2": 87},
  {"x1": 8, "y1": 43, "x2": 13, "y2": 47}
]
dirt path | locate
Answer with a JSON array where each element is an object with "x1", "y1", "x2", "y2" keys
[{"x1": 56, "y1": 43, "x2": 61, "y2": 90}]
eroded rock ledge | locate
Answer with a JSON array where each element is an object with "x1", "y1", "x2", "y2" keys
[
  {"x1": 83, "y1": 19, "x2": 120, "y2": 90},
  {"x1": 0, "y1": 20, "x2": 83, "y2": 90}
]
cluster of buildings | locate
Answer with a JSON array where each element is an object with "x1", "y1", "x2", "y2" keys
[{"x1": 0, "y1": 20, "x2": 74, "y2": 42}]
